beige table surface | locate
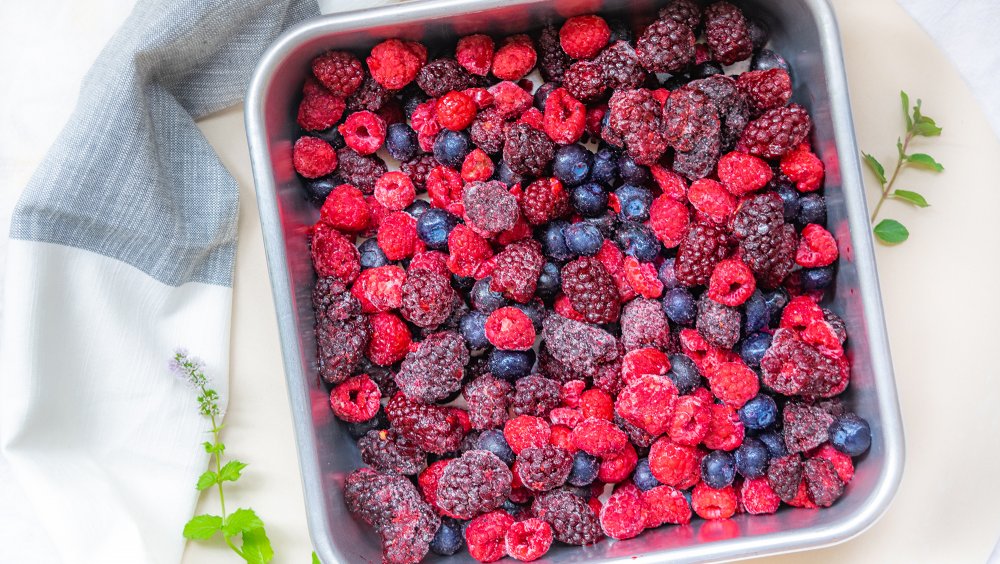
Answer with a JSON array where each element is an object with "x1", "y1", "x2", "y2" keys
[{"x1": 185, "y1": 1, "x2": 1000, "y2": 562}]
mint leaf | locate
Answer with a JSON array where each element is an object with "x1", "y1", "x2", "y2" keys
[
  {"x1": 891, "y1": 190, "x2": 929, "y2": 208},
  {"x1": 873, "y1": 219, "x2": 909, "y2": 244},
  {"x1": 901, "y1": 91, "x2": 912, "y2": 130},
  {"x1": 183, "y1": 514, "x2": 222, "y2": 540},
  {"x1": 862, "y1": 152, "x2": 886, "y2": 185},
  {"x1": 239, "y1": 527, "x2": 274, "y2": 564},
  {"x1": 196, "y1": 471, "x2": 218, "y2": 491},
  {"x1": 224, "y1": 508, "x2": 265, "y2": 537},
  {"x1": 906, "y1": 153, "x2": 943, "y2": 171},
  {"x1": 219, "y1": 460, "x2": 248, "y2": 483},
  {"x1": 313, "y1": 552, "x2": 322, "y2": 564},
  {"x1": 202, "y1": 441, "x2": 225, "y2": 455},
  {"x1": 912, "y1": 116, "x2": 942, "y2": 137}
]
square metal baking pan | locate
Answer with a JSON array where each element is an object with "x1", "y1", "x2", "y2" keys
[{"x1": 245, "y1": 1, "x2": 905, "y2": 561}]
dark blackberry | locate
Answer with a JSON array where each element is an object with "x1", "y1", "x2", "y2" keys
[
  {"x1": 737, "y1": 104, "x2": 812, "y2": 159},
  {"x1": 598, "y1": 41, "x2": 647, "y2": 90},
  {"x1": 531, "y1": 490, "x2": 602, "y2": 545},
  {"x1": 663, "y1": 85, "x2": 719, "y2": 153},
  {"x1": 741, "y1": 223, "x2": 797, "y2": 288},
  {"x1": 516, "y1": 446, "x2": 573, "y2": 492},
  {"x1": 560, "y1": 257, "x2": 621, "y2": 324},
  {"x1": 766, "y1": 454, "x2": 803, "y2": 503},
  {"x1": 536, "y1": 24, "x2": 571, "y2": 82},
  {"x1": 346, "y1": 74, "x2": 392, "y2": 112},
  {"x1": 345, "y1": 405, "x2": 390, "y2": 440},
  {"x1": 732, "y1": 192, "x2": 785, "y2": 239},
  {"x1": 674, "y1": 222, "x2": 732, "y2": 287},
  {"x1": 386, "y1": 392, "x2": 466, "y2": 455},
  {"x1": 636, "y1": 15, "x2": 696, "y2": 73},
  {"x1": 395, "y1": 331, "x2": 469, "y2": 403},
  {"x1": 615, "y1": 413, "x2": 656, "y2": 449},
  {"x1": 689, "y1": 75, "x2": 751, "y2": 151},
  {"x1": 470, "y1": 108, "x2": 507, "y2": 155},
  {"x1": 804, "y1": 457, "x2": 845, "y2": 507},
  {"x1": 503, "y1": 123, "x2": 555, "y2": 177},
  {"x1": 358, "y1": 429, "x2": 427, "y2": 475},
  {"x1": 316, "y1": 310, "x2": 370, "y2": 385},
  {"x1": 592, "y1": 357, "x2": 624, "y2": 397},
  {"x1": 620, "y1": 297, "x2": 671, "y2": 351},
  {"x1": 336, "y1": 147, "x2": 387, "y2": 194},
  {"x1": 344, "y1": 468, "x2": 440, "y2": 563},
  {"x1": 658, "y1": 0, "x2": 703, "y2": 30},
  {"x1": 760, "y1": 328, "x2": 847, "y2": 398},
  {"x1": 737, "y1": 68, "x2": 792, "y2": 112},
  {"x1": 436, "y1": 450, "x2": 513, "y2": 519},
  {"x1": 311, "y1": 277, "x2": 356, "y2": 321},
  {"x1": 605, "y1": 88, "x2": 668, "y2": 166},
  {"x1": 704, "y1": 1, "x2": 753, "y2": 65},
  {"x1": 490, "y1": 239, "x2": 545, "y2": 303},
  {"x1": 401, "y1": 154, "x2": 437, "y2": 193},
  {"x1": 511, "y1": 375, "x2": 561, "y2": 417},
  {"x1": 562, "y1": 60, "x2": 607, "y2": 103},
  {"x1": 311, "y1": 51, "x2": 364, "y2": 97},
  {"x1": 540, "y1": 313, "x2": 620, "y2": 373},
  {"x1": 537, "y1": 343, "x2": 584, "y2": 384},
  {"x1": 463, "y1": 180, "x2": 520, "y2": 233},
  {"x1": 400, "y1": 268, "x2": 456, "y2": 329},
  {"x1": 692, "y1": 61, "x2": 724, "y2": 78},
  {"x1": 696, "y1": 293, "x2": 741, "y2": 349},
  {"x1": 782, "y1": 402, "x2": 834, "y2": 454},
  {"x1": 417, "y1": 58, "x2": 476, "y2": 97},
  {"x1": 464, "y1": 375, "x2": 514, "y2": 430}
]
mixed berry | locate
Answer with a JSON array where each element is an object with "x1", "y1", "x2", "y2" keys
[{"x1": 293, "y1": 2, "x2": 873, "y2": 562}]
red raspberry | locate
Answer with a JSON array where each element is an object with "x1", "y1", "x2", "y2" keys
[
  {"x1": 804, "y1": 457, "x2": 845, "y2": 507},
  {"x1": 329, "y1": 374, "x2": 380, "y2": 422},
  {"x1": 310, "y1": 222, "x2": 359, "y2": 283},
  {"x1": 708, "y1": 258, "x2": 756, "y2": 306},
  {"x1": 787, "y1": 477, "x2": 818, "y2": 508},
  {"x1": 517, "y1": 107, "x2": 545, "y2": 130},
  {"x1": 310, "y1": 50, "x2": 364, "y2": 97},
  {"x1": 366, "y1": 39, "x2": 427, "y2": 90},
  {"x1": 549, "y1": 407, "x2": 583, "y2": 428},
  {"x1": 571, "y1": 417, "x2": 626, "y2": 456},
  {"x1": 579, "y1": 389, "x2": 614, "y2": 421},
  {"x1": 703, "y1": 403, "x2": 744, "y2": 451},
  {"x1": 504, "y1": 518, "x2": 552, "y2": 562},
  {"x1": 417, "y1": 459, "x2": 450, "y2": 513},
  {"x1": 615, "y1": 374, "x2": 678, "y2": 436},
  {"x1": 781, "y1": 143, "x2": 825, "y2": 192},
  {"x1": 351, "y1": 265, "x2": 405, "y2": 313},
  {"x1": 801, "y1": 319, "x2": 844, "y2": 358},
  {"x1": 297, "y1": 78, "x2": 345, "y2": 131},
  {"x1": 338, "y1": 110, "x2": 386, "y2": 155},
  {"x1": 366, "y1": 312, "x2": 412, "y2": 366},
  {"x1": 320, "y1": 183, "x2": 370, "y2": 232},
  {"x1": 598, "y1": 441, "x2": 638, "y2": 483},
  {"x1": 717, "y1": 151, "x2": 773, "y2": 196},
  {"x1": 559, "y1": 15, "x2": 611, "y2": 59},
  {"x1": 623, "y1": 256, "x2": 664, "y2": 299},
  {"x1": 642, "y1": 485, "x2": 692, "y2": 527},
  {"x1": 737, "y1": 104, "x2": 813, "y2": 159},
  {"x1": 400, "y1": 268, "x2": 454, "y2": 329},
  {"x1": 496, "y1": 216, "x2": 533, "y2": 246},
  {"x1": 737, "y1": 68, "x2": 792, "y2": 112},
  {"x1": 648, "y1": 195, "x2": 690, "y2": 248},
  {"x1": 462, "y1": 148, "x2": 495, "y2": 183},
  {"x1": 505, "y1": 415, "x2": 552, "y2": 454},
  {"x1": 411, "y1": 98, "x2": 441, "y2": 139},
  {"x1": 467, "y1": 511, "x2": 515, "y2": 563},
  {"x1": 488, "y1": 80, "x2": 533, "y2": 119},
  {"x1": 463, "y1": 87, "x2": 494, "y2": 109},
  {"x1": 704, "y1": 1, "x2": 752, "y2": 65},
  {"x1": 489, "y1": 239, "x2": 544, "y2": 303},
  {"x1": 446, "y1": 224, "x2": 493, "y2": 277},
  {"x1": 708, "y1": 361, "x2": 760, "y2": 408},
  {"x1": 560, "y1": 380, "x2": 586, "y2": 408},
  {"x1": 408, "y1": 250, "x2": 450, "y2": 278},
  {"x1": 563, "y1": 60, "x2": 606, "y2": 103},
  {"x1": 650, "y1": 165, "x2": 689, "y2": 201},
  {"x1": 796, "y1": 224, "x2": 838, "y2": 267},
  {"x1": 456, "y1": 34, "x2": 494, "y2": 76},
  {"x1": 688, "y1": 179, "x2": 736, "y2": 224},
  {"x1": 740, "y1": 477, "x2": 781, "y2": 515},
  {"x1": 649, "y1": 438, "x2": 702, "y2": 489},
  {"x1": 362, "y1": 195, "x2": 388, "y2": 238},
  {"x1": 373, "y1": 171, "x2": 416, "y2": 211},
  {"x1": 520, "y1": 177, "x2": 570, "y2": 225},
  {"x1": 780, "y1": 295, "x2": 825, "y2": 331},
  {"x1": 492, "y1": 34, "x2": 537, "y2": 81},
  {"x1": 543, "y1": 87, "x2": 586, "y2": 145},
  {"x1": 691, "y1": 483, "x2": 738, "y2": 520},
  {"x1": 292, "y1": 136, "x2": 337, "y2": 179},
  {"x1": 485, "y1": 307, "x2": 537, "y2": 350},
  {"x1": 667, "y1": 394, "x2": 712, "y2": 446},
  {"x1": 376, "y1": 211, "x2": 419, "y2": 260},
  {"x1": 435, "y1": 90, "x2": 477, "y2": 130},
  {"x1": 761, "y1": 328, "x2": 849, "y2": 398},
  {"x1": 549, "y1": 424, "x2": 577, "y2": 453},
  {"x1": 427, "y1": 165, "x2": 464, "y2": 208},
  {"x1": 621, "y1": 348, "x2": 671, "y2": 384},
  {"x1": 600, "y1": 484, "x2": 646, "y2": 540},
  {"x1": 811, "y1": 443, "x2": 855, "y2": 483},
  {"x1": 595, "y1": 240, "x2": 637, "y2": 301}
]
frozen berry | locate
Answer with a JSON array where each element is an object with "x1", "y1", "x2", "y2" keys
[
  {"x1": 485, "y1": 307, "x2": 537, "y2": 350},
  {"x1": 437, "y1": 450, "x2": 513, "y2": 519},
  {"x1": 691, "y1": 482, "x2": 738, "y2": 520},
  {"x1": 701, "y1": 450, "x2": 736, "y2": 488},
  {"x1": 293, "y1": 136, "x2": 337, "y2": 179},
  {"x1": 829, "y1": 413, "x2": 872, "y2": 456},
  {"x1": 367, "y1": 39, "x2": 427, "y2": 90},
  {"x1": 505, "y1": 518, "x2": 553, "y2": 561},
  {"x1": 466, "y1": 510, "x2": 515, "y2": 562},
  {"x1": 734, "y1": 436, "x2": 770, "y2": 479}
]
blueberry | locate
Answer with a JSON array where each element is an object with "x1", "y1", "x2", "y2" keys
[
  {"x1": 599, "y1": 112, "x2": 619, "y2": 148},
  {"x1": 385, "y1": 122, "x2": 418, "y2": 161},
  {"x1": 534, "y1": 81, "x2": 559, "y2": 111},
  {"x1": 632, "y1": 458, "x2": 662, "y2": 491},
  {"x1": 734, "y1": 437, "x2": 770, "y2": 479},
  {"x1": 615, "y1": 184, "x2": 653, "y2": 222},
  {"x1": 763, "y1": 288, "x2": 790, "y2": 326},
  {"x1": 429, "y1": 518, "x2": 465, "y2": 556},
  {"x1": 748, "y1": 18, "x2": 770, "y2": 51},
  {"x1": 541, "y1": 220, "x2": 574, "y2": 261},
  {"x1": 740, "y1": 332, "x2": 772, "y2": 368},
  {"x1": 303, "y1": 175, "x2": 340, "y2": 206},
  {"x1": 568, "y1": 451, "x2": 600, "y2": 486},
  {"x1": 433, "y1": 129, "x2": 471, "y2": 168},
  {"x1": 744, "y1": 290, "x2": 769, "y2": 333},
  {"x1": 615, "y1": 222, "x2": 660, "y2": 262},
  {"x1": 405, "y1": 198, "x2": 431, "y2": 219},
  {"x1": 488, "y1": 349, "x2": 535, "y2": 381},
  {"x1": 476, "y1": 429, "x2": 516, "y2": 465},
  {"x1": 775, "y1": 178, "x2": 801, "y2": 221},
  {"x1": 691, "y1": 61, "x2": 724, "y2": 78},
  {"x1": 829, "y1": 413, "x2": 872, "y2": 456},
  {"x1": 658, "y1": 258, "x2": 680, "y2": 290},
  {"x1": 459, "y1": 311, "x2": 490, "y2": 349},
  {"x1": 494, "y1": 160, "x2": 525, "y2": 186},
  {"x1": 661, "y1": 73, "x2": 690, "y2": 90},
  {"x1": 618, "y1": 154, "x2": 651, "y2": 186},
  {"x1": 797, "y1": 193, "x2": 827, "y2": 226},
  {"x1": 402, "y1": 88, "x2": 430, "y2": 119},
  {"x1": 590, "y1": 147, "x2": 619, "y2": 187},
  {"x1": 313, "y1": 126, "x2": 345, "y2": 149},
  {"x1": 662, "y1": 287, "x2": 696, "y2": 325},
  {"x1": 668, "y1": 354, "x2": 702, "y2": 395},
  {"x1": 451, "y1": 274, "x2": 475, "y2": 293},
  {"x1": 511, "y1": 300, "x2": 545, "y2": 331},
  {"x1": 502, "y1": 499, "x2": 531, "y2": 519},
  {"x1": 553, "y1": 144, "x2": 594, "y2": 188},
  {"x1": 470, "y1": 277, "x2": 508, "y2": 313},
  {"x1": 416, "y1": 208, "x2": 460, "y2": 250},
  {"x1": 607, "y1": 18, "x2": 633, "y2": 42},
  {"x1": 757, "y1": 429, "x2": 789, "y2": 458},
  {"x1": 751, "y1": 48, "x2": 791, "y2": 74},
  {"x1": 571, "y1": 183, "x2": 609, "y2": 218},
  {"x1": 344, "y1": 407, "x2": 388, "y2": 440},
  {"x1": 701, "y1": 450, "x2": 736, "y2": 489},
  {"x1": 564, "y1": 222, "x2": 604, "y2": 257},
  {"x1": 802, "y1": 265, "x2": 835, "y2": 290},
  {"x1": 536, "y1": 261, "x2": 562, "y2": 301},
  {"x1": 583, "y1": 211, "x2": 618, "y2": 238},
  {"x1": 738, "y1": 394, "x2": 778, "y2": 430},
  {"x1": 358, "y1": 238, "x2": 389, "y2": 270}
]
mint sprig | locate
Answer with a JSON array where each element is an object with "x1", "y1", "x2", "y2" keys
[
  {"x1": 172, "y1": 350, "x2": 274, "y2": 564},
  {"x1": 861, "y1": 91, "x2": 944, "y2": 245}
]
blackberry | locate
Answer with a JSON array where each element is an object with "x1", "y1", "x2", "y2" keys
[
  {"x1": 620, "y1": 297, "x2": 671, "y2": 351},
  {"x1": 358, "y1": 429, "x2": 427, "y2": 475},
  {"x1": 615, "y1": 413, "x2": 656, "y2": 449},
  {"x1": 386, "y1": 393, "x2": 466, "y2": 455},
  {"x1": 538, "y1": 343, "x2": 584, "y2": 384},
  {"x1": 804, "y1": 457, "x2": 845, "y2": 507},
  {"x1": 598, "y1": 41, "x2": 646, "y2": 90},
  {"x1": 400, "y1": 268, "x2": 456, "y2": 329},
  {"x1": 737, "y1": 68, "x2": 792, "y2": 112},
  {"x1": 674, "y1": 222, "x2": 732, "y2": 287},
  {"x1": 464, "y1": 375, "x2": 514, "y2": 430},
  {"x1": 517, "y1": 446, "x2": 573, "y2": 491},
  {"x1": 541, "y1": 313, "x2": 620, "y2": 373},
  {"x1": 311, "y1": 277, "x2": 357, "y2": 321},
  {"x1": 311, "y1": 50, "x2": 365, "y2": 97},
  {"x1": 696, "y1": 293, "x2": 741, "y2": 349},
  {"x1": 316, "y1": 310, "x2": 370, "y2": 385},
  {"x1": 470, "y1": 108, "x2": 507, "y2": 155},
  {"x1": 732, "y1": 192, "x2": 784, "y2": 239},
  {"x1": 689, "y1": 75, "x2": 751, "y2": 151},
  {"x1": 436, "y1": 450, "x2": 513, "y2": 519},
  {"x1": 760, "y1": 328, "x2": 847, "y2": 398},
  {"x1": 511, "y1": 375, "x2": 562, "y2": 417},
  {"x1": 531, "y1": 490, "x2": 602, "y2": 545},
  {"x1": 336, "y1": 147, "x2": 387, "y2": 194},
  {"x1": 463, "y1": 180, "x2": 520, "y2": 233},
  {"x1": 562, "y1": 60, "x2": 606, "y2": 103},
  {"x1": 606, "y1": 89, "x2": 668, "y2": 165},
  {"x1": 636, "y1": 15, "x2": 696, "y2": 73},
  {"x1": 592, "y1": 357, "x2": 625, "y2": 397},
  {"x1": 490, "y1": 240, "x2": 545, "y2": 303},
  {"x1": 503, "y1": 123, "x2": 555, "y2": 177},
  {"x1": 401, "y1": 154, "x2": 437, "y2": 192},
  {"x1": 536, "y1": 24, "x2": 571, "y2": 82},
  {"x1": 416, "y1": 58, "x2": 476, "y2": 97},
  {"x1": 395, "y1": 331, "x2": 469, "y2": 403},
  {"x1": 741, "y1": 222, "x2": 797, "y2": 288},
  {"x1": 346, "y1": 74, "x2": 392, "y2": 112},
  {"x1": 560, "y1": 257, "x2": 621, "y2": 324},
  {"x1": 663, "y1": 86, "x2": 718, "y2": 153},
  {"x1": 782, "y1": 402, "x2": 834, "y2": 454},
  {"x1": 521, "y1": 177, "x2": 571, "y2": 225},
  {"x1": 658, "y1": 0, "x2": 703, "y2": 30},
  {"x1": 766, "y1": 454, "x2": 803, "y2": 503},
  {"x1": 704, "y1": 1, "x2": 753, "y2": 65},
  {"x1": 360, "y1": 357, "x2": 398, "y2": 397},
  {"x1": 737, "y1": 104, "x2": 812, "y2": 159}
]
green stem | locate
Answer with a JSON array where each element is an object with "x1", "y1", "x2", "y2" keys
[
  {"x1": 870, "y1": 132, "x2": 914, "y2": 223},
  {"x1": 202, "y1": 384, "x2": 243, "y2": 559}
]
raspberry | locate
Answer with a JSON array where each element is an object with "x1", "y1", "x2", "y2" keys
[
  {"x1": 605, "y1": 88, "x2": 668, "y2": 165},
  {"x1": 462, "y1": 148, "x2": 495, "y2": 183},
  {"x1": 297, "y1": 78, "x2": 346, "y2": 131},
  {"x1": 373, "y1": 171, "x2": 416, "y2": 211},
  {"x1": 737, "y1": 104, "x2": 812, "y2": 159},
  {"x1": 377, "y1": 211, "x2": 419, "y2": 260},
  {"x1": 395, "y1": 330, "x2": 468, "y2": 402},
  {"x1": 351, "y1": 265, "x2": 405, "y2": 313},
  {"x1": 648, "y1": 195, "x2": 690, "y2": 248},
  {"x1": 649, "y1": 438, "x2": 702, "y2": 489},
  {"x1": 559, "y1": 15, "x2": 611, "y2": 59},
  {"x1": 571, "y1": 417, "x2": 627, "y2": 456},
  {"x1": 549, "y1": 407, "x2": 583, "y2": 429},
  {"x1": 531, "y1": 490, "x2": 602, "y2": 545},
  {"x1": 486, "y1": 307, "x2": 537, "y2": 350},
  {"x1": 431, "y1": 91, "x2": 475, "y2": 132},
  {"x1": 367, "y1": 39, "x2": 427, "y2": 90},
  {"x1": 811, "y1": 443, "x2": 855, "y2": 483},
  {"x1": 338, "y1": 110, "x2": 386, "y2": 155},
  {"x1": 575, "y1": 389, "x2": 612, "y2": 422},
  {"x1": 309, "y1": 222, "x2": 360, "y2": 283},
  {"x1": 536, "y1": 24, "x2": 571, "y2": 82},
  {"x1": 702, "y1": 403, "x2": 744, "y2": 452},
  {"x1": 642, "y1": 485, "x2": 693, "y2": 527},
  {"x1": 517, "y1": 445, "x2": 573, "y2": 491},
  {"x1": 320, "y1": 183, "x2": 369, "y2": 232},
  {"x1": 490, "y1": 239, "x2": 544, "y2": 303},
  {"x1": 804, "y1": 457, "x2": 845, "y2": 507},
  {"x1": 691, "y1": 483, "x2": 738, "y2": 520},
  {"x1": 512, "y1": 375, "x2": 561, "y2": 417},
  {"x1": 708, "y1": 361, "x2": 759, "y2": 408},
  {"x1": 504, "y1": 123, "x2": 555, "y2": 177},
  {"x1": 667, "y1": 394, "x2": 712, "y2": 446},
  {"x1": 659, "y1": 0, "x2": 703, "y2": 30},
  {"x1": 446, "y1": 224, "x2": 493, "y2": 277},
  {"x1": 597, "y1": 441, "x2": 638, "y2": 483},
  {"x1": 463, "y1": 180, "x2": 520, "y2": 233},
  {"x1": 469, "y1": 109, "x2": 508, "y2": 155},
  {"x1": 786, "y1": 477, "x2": 818, "y2": 508},
  {"x1": 561, "y1": 257, "x2": 621, "y2": 324},
  {"x1": 598, "y1": 41, "x2": 646, "y2": 90},
  {"x1": 293, "y1": 136, "x2": 337, "y2": 179},
  {"x1": 600, "y1": 484, "x2": 646, "y2": 540},
  {"x1": 492, "y1": 35, "x2": 537, "y2": 81},
  {"x1": 504, "y1": 518, "x2": 553, "y2": 562},
  {"x1": 366, "y1": 312, "x2": 412, "y2": 366},
  {"x1": 343, "y1": 468, "x2": 439, "y2": 563},
  {"x1": 739, "y1": 476, "x2": 781, "y2": 515},
  {"x1": 436, "y1": 450, "x2": 512, "y2": 520},
  {"x1": 346, "y1": 74, "x2": 393, "y2": 113},
  {"x1": 418, "y1": 459, "x2": 451, "y2": 511},
  {"x1": 330, "y1": 374, "x2": 381, "y2": 423},
  {"x1": 541, "y1": 313, "x2": 620, "y2": 372},
  {"x1": 386, "y1": 393, "x2": 466, "y2": 454},
  {"x1": 563, "y1": 60, "x2": 606, "y2": 104},
  {"x1": 708, "y1": 258, "x2": 756, "y2": 306},
  {"x1": 761, "y1": 328, "x2": 849, "y2": 398},
  {"x1": 688, "y1": 179, "x2": 736, "y2": 224},
  {"x1": 457, "y1": 34, "x2": 495, "y2": 76},
  {"x1": 615, "y1": 374, "x2": 678, "y2": 436},
  {"x1": 336, "y1": 147, "x2": 387, "y2": 194},
  {"x1": 316, "y1": 306, "x2": 370, "y2": 385},
  {"x1": 796, "y1": 224, "x2": 838, "y2": 267},
  {"x1": 464, "y1": 375, "x2": 514, "y2": 430},
  {"x1": 767, "y1": 454, "x2": 804, "y2": 503},
  {"x1": 783, "y1": 402, "x2": 835, "y2": 454},
  {"x1": 489, "y1": 81, "x2": 534, "y2": 119},
  {"x1": 559, "y1": 380, "x2": 586, "y2": 408},
  {"x1": 636, "y1": 15, "x2": 696, "y2": 72},
  {"x1": 620, "y1": 297, "x2": 670, "y2": 351},
  {"x1": 704, "y1": 1, "x2": 752, "y2": 65},
  {"x1": 717, "y1": 151, "x2": 774, "y2": 195},
  {"x1": 621, "y1": 348, "x2": 671, "y2": 384},
  {"x1": 519, "y1": 177, "x2": 568, "y2": 225},
  {"x1": 542, "y1": 87, "x2": 586, "y2": 145},
  {"x1": 466, "y1": 512, "x2": 515, "y2": 563},
  {"x1": 737, "y1": 68, "x2": 792, "y2": 112},
  {"x1": 781, "y1": 142, "x2": 825, "y2": 192},
  {"x1": 505, "y1": 415, "x2": 552, "y2": 454},
  {"x1": 311, "y1": 50, "x2": 364, "y2": 97},
  {"x1": 358, "y1": 429, "x2": 426, "y2": 475},
  {"x1": 400, "y1": 268, "x2": 455, "y2": 328},
  {"x1": 780, "y1": 295, "x2": 825, "y2": 331}
]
